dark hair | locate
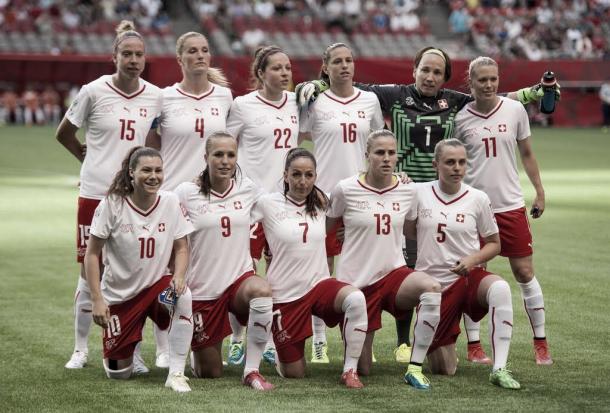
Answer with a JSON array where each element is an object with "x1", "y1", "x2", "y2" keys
[
  {"x1": 283, "y1": 148, "x2": 328, "y2": 217},
  {"x1": 250, "y1": 45, "x2": 285, "y2": 89},
  {"x1": 197, "y1": 131, "x2": 241, "y2": 197},
  {"x1": 319, "y1": 43, "x2": 353, "y2": 84},
  {"x1": 107, "y1": 146, "x2": 161, "y2": 197},
  {"x1": 413, "y1": 46, "x2": 452, "y2": 82}
]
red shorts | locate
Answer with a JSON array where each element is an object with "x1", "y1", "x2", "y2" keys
[
  {"x1": 325, "y1": 218, "x2": 343, "y2": 257},
  {"x1": 249, "y1": 223, "x2": 268, "y2": 260},
  {"x1": 361, "y1": 266, "x2": 414, "y2": 332},
  {"x1": 428, "y1": 268, "x2": 491, "y2": 353},
  {"x1": 191, "y1": 271, "x2": 254, "y2": 350},
  {"x1": 272, "y1": 278, "x2": 348, "y2": 363},
  {"x1": 103, "y1": 275, "x2": 172, "y2": 360},
  {"x1": 76, "y1": 197, "x2": 101, "y2": 263},
  {"x1": 495, "y1": 207, "x2": 533, "y2": 258}
]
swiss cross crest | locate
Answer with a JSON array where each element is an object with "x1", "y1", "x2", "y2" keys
[
  {"x1": 498, "y1": 124, "x2": 507, "y2": 132},
  {"x1": 158, "y1": 223, "x2": 166, "y2": 232},
  {"x1": 234, "y1": 201, "x2": 243, "y2": 210},
  {"x1": 438, "y1": 99, "x2": 448, "y2": 109},
  {"x1": 358, "y1": 111, "x2": 365, "y2": 118},
  {"x1": 392, "y1": 202, "x2": 400, "y2": 211},
  {"x1": 139, "y1": 108, "x2": 147, "y2": 117},
  {"x1": 456, "y1": 214, "x2": 465, "y2": 223},
  {"x1": 211, "y1": 107, "x2": 219, "y2": 116},
  {"x1": 291, "y1": 115, "x2": 297, "y2": 124}
]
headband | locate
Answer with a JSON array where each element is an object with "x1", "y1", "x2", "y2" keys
[{"x1": 421, "y1": 49, "x2": 446, "y2": 62}]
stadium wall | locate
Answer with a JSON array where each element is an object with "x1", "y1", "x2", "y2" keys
[{"x1": 2, "y1": 54, "x2": 608, "y2": 127}]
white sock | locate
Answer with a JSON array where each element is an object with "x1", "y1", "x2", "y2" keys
[
  {"x1": 518, "y1": 276, "x2": 546, "y2": 338},
  {"x1": 463, "y1": 313, "x2": 481, "y2": 343},
  {"x1": 73, "y1": 277, "x2": 92, "y2": 353},
  {"x1": 244, "y1": 297, "x2": 273, "y2": 376},
  {"x1": 153, "y1": 323, "x2": 169, "y2": 357},
  {"x1": 168, "y1": 288, "x2": 193, "y2": 375},
  {"x1": 229, "y1": 312, "x2": 245, "y2": 344},
  {"x1": 312, "y1": 315, "x2": 327, "y2": 344},
  {"x1": 134, "y1": 341, "x2": 143, "y2": 358},
  {"x1": 411, "y1": 292, "x2": 441, "y2": 364},
  {"x1": 265, "y1": 336, "x2": 276, "y2": 351},
  {"x1": 488, "y1": 280, "x2": 513, "y2": 371},
  {"x1": 341, "y1": 291, "x2": 368, "y2": 373}
]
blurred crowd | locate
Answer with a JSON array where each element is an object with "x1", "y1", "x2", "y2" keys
[{"x1": 0, "y1": 85, "x2": 78, "y2": 126}]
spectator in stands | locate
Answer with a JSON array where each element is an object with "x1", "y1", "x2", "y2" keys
[
  {"x1": 449, "y1": 2, "x2": 472, "y2": 44},
  {"x1": 41, "y1": 86, "x2": 63, "y2": 125},
  {"x1": 0, "y1": 90, "x2": 23, "y2": 125},
  {"x1": 22, "y1": 90, "x2": 46, "y2": 126}
]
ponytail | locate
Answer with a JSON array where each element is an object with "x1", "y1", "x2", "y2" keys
[
  {"x1": 107, "y1": 146, "x2": 161, "y2": 198},
  {"x1": 283, "y1": 148, "x2": 328, "y2": 217}
]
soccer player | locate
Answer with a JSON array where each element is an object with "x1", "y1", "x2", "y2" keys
[
  {"x1": 299, "y1": 42, "x2": 384, "y2": 363},
  {"x1": 252, "y1": 148, "x2": 368, "y2": 389},
  {"x1": 328, "y1": 130, "x2": 441, "y2": 390},
  {"x1": 56, "y1": 20, "x2": 162, "y2": 372},
  {"x1": 145, "y1": 31, "x2": 232, "y2": 368},
  {"x1": 454, "y1": 56, "x2": 552, "y2": 365},
  {"x1": 404, "y1": 139, "x2": 521, "y2": 389},
  {"x1": 85, "y1": 147, "x2": 194, "y2": 392},
  {"x1": 175, "y1": 132, "x2": 275, "y2": 391},
  {"x1": 226, "y1": 45, "x2": 299, "y2": 365}
]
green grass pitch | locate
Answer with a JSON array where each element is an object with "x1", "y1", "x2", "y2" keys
[{"x1": 1, "y1": 126, "x2": 609, "y2": 412}]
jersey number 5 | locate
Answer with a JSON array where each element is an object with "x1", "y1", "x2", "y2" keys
[{"x1": 436, "y1": 223, "x2": 447, "y2": 243}]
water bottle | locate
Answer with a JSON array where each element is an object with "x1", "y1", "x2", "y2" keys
[{"x1": 539, "y1": 71, "x2": 557, "y2": 114}]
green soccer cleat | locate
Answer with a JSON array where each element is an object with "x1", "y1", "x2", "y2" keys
[
  {"x1": 262, "y1": 347, "x2": 276, "y2": 366},
  {"x1": 311, "y1": 341, "x2": 329, "y2": 364},
  {"x1": 404, "y1": 365, "x2": 430, "y2": 390},
  {"x1": 394, "y1": 343, "x2": 412, "y2": 363},
  {"x1": 490, "y1": 368, "x2": 521, "y2": 390},
  {"x1": 227, "y1": 341, "x2": 245, "y2": 365}
]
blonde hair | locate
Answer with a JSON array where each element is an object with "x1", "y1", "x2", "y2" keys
[
  {"x1": 112, "y1": 20, "x2": 144, "y2": 55},
  {"x1": 366, "y1": 129, "x2": 396, "y2": 153},
  {"x1": 467, "y1": 56, "x2": 498, "y2": 82},
  {"x1": 250, "y1": 45, "x2": 285, "y2": 90},
  {"x1": 433, "y1": 138, "x2": 466, "y2": 162},
  {"x1": 175, "y1": 32, "x2": 230, "y2": 87}
]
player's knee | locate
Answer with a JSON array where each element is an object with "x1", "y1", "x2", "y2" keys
[
  {"x1": 281, "y1": 366, "x2": 305, "y2": 379},
  {"x1": 512, "y1": 264, "x2": 533, "y2": 283},
  {"x1": 194, "y1": 364, "x2": 223, "y2": 379},
  {"x1": 250, "y1": 280, "x2": 273, "y2": 299},
  {"x1": 103, "y1": 359, "x2": 133, "y2": 380}
]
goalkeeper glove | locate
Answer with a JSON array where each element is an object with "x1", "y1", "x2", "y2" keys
[
  {"x1": 295, "y1": 80, "x2": 329, "y2": 109},
  {"x1": 517, "y1": 81, "x2": 561, "y2": 105}
]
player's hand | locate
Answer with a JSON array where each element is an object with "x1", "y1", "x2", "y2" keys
[
  {"x1": 530, "y1": 194, "x2": 545, "y2": 219},
  {"x1": 397, "y1": 172, "x2": 413, "y2": 184},
  {"x1": 171, "y1": 276, "x2": 187, "y2": 296},
  {"x1": 517, "y1": 81, "x2": 561, "y2": 105},
  {"x1": 295, "y1": 80, "x2": 329, "y2": 109},
  {"x1": 336, "y1": 225, "x2": 345, "y2": 243},
  {"x1": 92, "y1": 298, "x2": 110, "y2": 328},
  {"x1": 450, "y1": 256, "x2": 477, "y2": 276},
  {"x1": 80, "y1": 143, "x2": 87, "y2": 158}
]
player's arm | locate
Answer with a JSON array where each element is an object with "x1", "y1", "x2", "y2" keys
[
  {"x1": 84, "y1": 234, "x2": 109, "y2": 328},
  {"x1": 56, "y1": 118, "x2": 85, "y2": 162},
  {"x1": 518, "y1": 137, "x2": 545, "y2": 218},
  {"x1": 298, "y1": 131, "x2": 312, "y2": 145},
  {"x1": 451, "y1": 233, "x2": 500, "y2": 276},
  {"x1": 145, "y1": 129, "x2": 161, "y2": 150},
  {"x1": 403, "y1": 219, "x2": 417, "y2": 240},
  {"x1": 171, "y1": 235, "x2": 189, "y2": 295},
  {"x1": 510, "y1": 73, "x2": 560, "y2": 105}
]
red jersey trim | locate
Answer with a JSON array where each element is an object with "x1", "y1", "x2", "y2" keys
[
  {"x1": 210, "y1": 180, "x2": 235, "y2": 199},
  {"x1": 432, "y1": 186, "x2": 469, "y2": 205},
  {"x1": 105, "y1": 82, "x2": 146, "y2": 99},
  {"x1": 285, "y1": 195, "x2": 306, "y2": 207},
  {"x1": 255, "y1": 92, "x2": 287, "y2": 109},
  {"x1": 356, "y1": 177, "x2": 399, "y2": 195},
  {"x1": 322, "y1": 91, "x2": 361, "y2": 105},
  {"x1": 466, "y1": 100, "x2": 503, "y2": 119},
  {"x1": 125, "y1": 195, "x2": 161, "y2": 217},
  {"x1": 176, "y1": 86, "x2": 215, "y2": 100}
]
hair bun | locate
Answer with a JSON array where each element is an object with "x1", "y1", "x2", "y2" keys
[{"x1": 116, "y1": 20, "x2": 136, "y2": 35}]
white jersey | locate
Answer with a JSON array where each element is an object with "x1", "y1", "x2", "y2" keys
[
  {"x1": 413, "y1": 181, "x2": 498, "y2": 289},
  {"x1": 454, "y1": 96, "x2": 531, "y2": 212},
  {"x1": 328, "y1": 175, "x2": 418, "y2": 288},
  {"x1": 251, "y1": 192, "x2": 329, "y2": 303},
  {"x1": 300, "y1": 88, "x2": 384, "y2": 193},
  {"x1": 66, "y1": 75, "x2": 162, "y2": 199},
  {"x1": 226, "y1": 91, "x2": 299, "y2": 192},
  {"x1": 90, "y1": 191, "x2": 194, "y2": 305},
  {"x1": 159, "y1": 84, "x2": 233, "y2": 190},
  {"x1": 175, "y1": 178, "x2": 262, "y2": 300}
]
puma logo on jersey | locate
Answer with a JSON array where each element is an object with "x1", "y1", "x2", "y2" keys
[
  {"x1": 354, "y1": 327, "x2": 367, "y2": 333},
  {"x1": 483, "y1": 126, "x2": 492, "y2": 133},
  {"x1": 142, "y1": 224, "x2": 150, "y2": 231},
  {"x1": 254, "y1": 321, "x2": 271, "y2": 332},
  {"x1": 423, "y1": 103, "x2": 432, "y2": 110},
  {"x1": 423, "y1": 320, "x2": 436, "y2": 331},
  {"x1": 123, "y1": 106, "x2": 131, "y2": 113},
  {"x1": 342, "y1": 111, "x2": 350, "y2": 117},
  {"x1": 296, "y1": 211, "x2": 304, "y2": 217},
  {"x1": 276, "y1": 116, "x2": 284, "y2": 122},
  {"x1": 502, "y1": 320, "x2": 513, "y2": 327},
  {"x1": 532, "y1": 307, "x2": 545, "y2": 311},
  {"x1": 179, "y1": 315, "x2": 193, "y2": 324},
  {"x1": 194, "y1": 108, "x2": 203, "y2": 114},
  {"x1": 217, "y1": 203, "x2": 226, "y2": 209},
  {"x1": 440, "y1": 211, "x2": 448, "y2": 220},
  {"x1": 376, "y1": 201, "x2": 385, "y2": 208}
]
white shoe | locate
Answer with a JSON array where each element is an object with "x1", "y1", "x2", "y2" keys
[
  {"x1": 165, "y1": 372, "x2": 191, "y2": 393},
  {"x1": 132, "y1": 351, "x2": 150, "y2": 374},
  {"x1": 155, "y1": 352, "x2": 170, "y2": 369},
  {"x1": 65, "y1": 351, "x2": 88, "y2": 369}
]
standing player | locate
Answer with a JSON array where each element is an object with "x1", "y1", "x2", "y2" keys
[
  {"x1": 145, "y1": 31, "x2": 232, "y2": 368},
  {"x1": 252, "y1": 148, "x2": 369, "y2": 389},
  {"x1": 299, "y1": 43, "x2": 384, "y2": 364},
  {"x1": 454, "y1": 56, "x2": 552, "y2": 365},
  {"x1": 404, "y1": 139, "x2": 521, "y2": 389},
  {"x1": 226, "y1": 45, "x2": 299, "y2": 365},
  {"x1": 85, "y1": 147, "x2": 194, "y2": 392},
  {"x1": 175, "y1": 132, "x2": 275, "y2": 391},
  {"x1": 56, "y1": 20, "x2": 162, "y2": 371},
  {"x1": 328, "y1": 130, "x2": 441, "y2": 390}
]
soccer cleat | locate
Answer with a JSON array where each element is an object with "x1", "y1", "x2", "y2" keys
[
  {"x1": 243, "y1": 371, "x2": 274, "y2": 391},
  {"x1": 534, "y1": 338, "x2": 553, "y2": 365},
  {"x1": 262, "y1": 347, "x2": 276, "y2": 365},
  {"x1": 132, "y1": 350, "x2": 150, "y2": 374},
  {"x1": 394, "y1": 343, "x2": 412, "y2": 363},
  {"x1": 467, "y1": 342, "x2": 492, "y2": 365},
  {"x1": 155, "y1": 352, "x2": 170, "y2": 369},
  {"x1": 340, "y1": 369, "x2": 364, "y2": 389},
  {"x1": 490, "y1": 368, "x2": 521, "y2": 390},
  {"x1": 227, "y1": 341, "x2": 245, "y2": 365},
  {"x1": 165, "y1": 372, "x2": 191, "y2": 393},
  {"x1": 404, "y1": 365, "x2": 430, "y2": 390},
  {"x1": 371, "y1": 351, "x2": 377, "y2": 363},
  {"x1": 311, "y1": 341, "x2": 329, "y2": 364},
  {"x1": 65, "y1": 351, "x2": 88, "y2": 369}
]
